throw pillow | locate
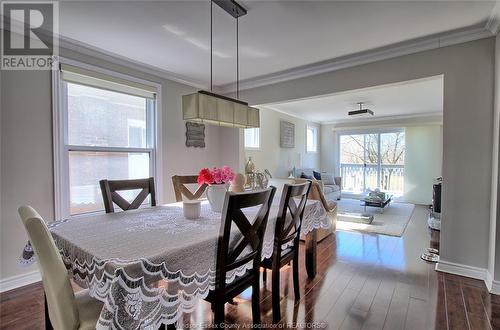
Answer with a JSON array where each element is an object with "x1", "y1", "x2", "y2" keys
[
  {"x1": 322, "y1": 173, "x2": 335, "y2": 185},
  {"x1": 300, "y1": 172, "x2": 313, "y2": 180},
  {"x1": 313, "y1": 171, "x2": 322, "y2": 180}
]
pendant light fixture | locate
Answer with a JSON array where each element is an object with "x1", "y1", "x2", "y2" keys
[
  {"x1": 348, "y1": 102, "x2": 374, "y2": 117},
  {"x1": 182, "y1": 0, "x2": 260, "y2": 128}
]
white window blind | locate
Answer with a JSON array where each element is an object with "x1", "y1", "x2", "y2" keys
[{"x1": 60, "y1": 63, "x2": 157, "y2": 99}]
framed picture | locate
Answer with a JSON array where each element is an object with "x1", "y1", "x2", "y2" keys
[
  {"x1": 280, "y1": 120, "x2": 295, "y2": 148},
  {"x1": 185, "y1": 122, "x2": 205, "y2": 148}
]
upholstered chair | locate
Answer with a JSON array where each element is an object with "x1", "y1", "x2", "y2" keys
[{"x1": 18, "y1": 206, "x2": 103, "y2": 330}]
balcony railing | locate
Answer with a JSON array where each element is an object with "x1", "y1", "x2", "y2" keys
[{"x1": 340, "y1": 163, "x2": 404, "y2": 195}]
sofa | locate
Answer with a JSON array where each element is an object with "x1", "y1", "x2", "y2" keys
[{"x1": 295, "y1": 168, "x2": 342, "y2": 200}]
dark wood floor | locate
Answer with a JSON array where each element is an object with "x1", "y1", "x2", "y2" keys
[{"x1": 1, "y1": 206, "x2": 499, "y2": 329}]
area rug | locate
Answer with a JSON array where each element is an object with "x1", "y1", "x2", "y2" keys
[{"x1": 336, "y1": 198, "x2": 415, "y2": 237}]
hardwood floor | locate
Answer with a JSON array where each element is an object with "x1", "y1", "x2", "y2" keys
[{"x1": 1, "y1": 205, "x2": 499, "y2": 329}]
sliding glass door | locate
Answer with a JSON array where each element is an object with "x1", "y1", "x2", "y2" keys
[
  {"x1": 339, "y1": 131, "x2": 405, "y2": 196},
  {"x1": 339, "y1": 134, "x2": 365, "y2": 194},
  {"x1": 380, "y1": 132, "x2": 405, "y2": 194}
]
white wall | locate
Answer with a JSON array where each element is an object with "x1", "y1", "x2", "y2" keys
[
  {"x1": 243, "y1": 107, "x2": 320, "y2": 178},
  {"x1": 404, "y1": 125, "x2": 443, "y2": 204},
  {"x1": 241, "y1": 38, "x2": 495, "y2": 275},
  {"x1": 0, "y1": 46, "x2": 240, "y2": 286}
]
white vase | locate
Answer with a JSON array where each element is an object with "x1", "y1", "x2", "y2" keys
[
  {"x1": 207, "y1": 184, "x2": 229, "y2": 213},
  {"x1": 183, "y1": 200, "x2": 201, "y2": 219}
]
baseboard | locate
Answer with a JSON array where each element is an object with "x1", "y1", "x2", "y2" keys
[
  {"x1": 435, "y1": 259, "x2": 486, "y2": 280},
  {"x1": 0, "y1": 271, "x2": 41, "y2": 293},
  {"x1": 436, "y1": 261, "x2": 500, "y2": 295},
  {"x1": 485, "y1": 271, "x2": 500, "y2": 295},
  {"x1": 491, "y1": 281, "x2": 500, "y2": 295}
]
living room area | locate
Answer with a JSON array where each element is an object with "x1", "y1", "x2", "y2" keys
[{"x1": 243, "y1": 75, "x2": 444, "y2": 239}]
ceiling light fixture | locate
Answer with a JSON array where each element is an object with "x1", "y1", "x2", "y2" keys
[
  {"x1": 182, "y1": 0, "x2": 260, "y2": 128},
  {"x1": 348, "y1": 102, "x2": 374, "y2": 117}
]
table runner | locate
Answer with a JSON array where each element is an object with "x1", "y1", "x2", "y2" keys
[{"x1": 19, "y1": 200, "x2": 330, "y2": 329}]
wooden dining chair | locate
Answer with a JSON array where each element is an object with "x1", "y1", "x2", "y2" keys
[
  {"x1": 205, "y1": 186, "x2": 276, "y2": 325},
  {"x1": 18, "y1": 205, "x2": 103, "y2": 330},
  {"x1": 171, "y1": 175, "x2": 207, "y2": 202},
  {"x1": 261, "y1": 181, "x2": 311, "y2": 322},
  {"x1": 99, "y1": 177, "x2": 156, "y2": 213}
]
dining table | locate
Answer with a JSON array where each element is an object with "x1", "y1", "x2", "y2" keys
[{"x1": 19, "y1": 197, "x2": 331, "y2": 330}]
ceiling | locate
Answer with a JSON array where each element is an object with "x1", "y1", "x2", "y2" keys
[
  {"x1": 57, "y1": 1, "x2": 496, "y2": 87},
  {"x1": 262, "y1": 76, "x2": 444, "y2": 123}
]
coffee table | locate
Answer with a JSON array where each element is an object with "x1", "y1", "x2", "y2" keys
[
  {"x1": 362, "y1": 194, "x2": 393, "y2": 213},
  {"x1": 337, "y1": 194, "x2": 393, "y2": 225}
]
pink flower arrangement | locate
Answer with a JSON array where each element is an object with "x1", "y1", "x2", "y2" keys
[{"x1": 197, "y1": 166, "x2": 235, "y2": 185}]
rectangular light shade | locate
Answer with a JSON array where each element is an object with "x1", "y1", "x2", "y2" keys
[
  {"x1": 348, "y1": 109, "x2": 374, "y2": 117},
  {"x1": 183, "y1": 91, "x2": 260, "y2": 128}
]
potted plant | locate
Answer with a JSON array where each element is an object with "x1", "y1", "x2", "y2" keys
[{"x1": 197, "y1": 166, "x2": 235, "y2": 212}]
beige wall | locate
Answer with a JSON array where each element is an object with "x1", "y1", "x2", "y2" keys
[
  {"x1": 404, "y1": 125, "x2": 443, "y2": 204},
  {"x1": 1, "y1": 70, "x2": 54, "y2": 282},
  {"x1": 0, "y1": 47, "x2": 240, "y2": 283},
  {"x1": 241, "y1": 38, "x2": 495, "y2": 272},
  {"x1": 244, "y1": 107, "x2": 320, "y2": 178}
]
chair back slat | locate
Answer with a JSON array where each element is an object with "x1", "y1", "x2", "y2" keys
[
  {"x1": 275, "y1": 182, "x2": 311, "y2": 249},
  {"x1": 172, "y1": 175, "x2": 208, "y2": 202},
  {"x1": 215, "y1": 187, "x2": 276, "y2": 290},
  {"x1": 99, "y1": 177, "x2": 156, "y2": 213}
]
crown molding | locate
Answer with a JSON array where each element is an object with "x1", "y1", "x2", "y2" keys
[
  {"x1": 219, "y1": 25, "x2": 493, "y2": 94},
  {"x1": 5, "y1": 13, "x2": 495, "y2": 92},
  {"x1": 486, "y1": 0, "x2": 500, "y2": 35},
  {"x1": 322, "y1": 111, "x2": 443, "y2": 126},
  {"x1": 4, "y1": 17, "x2": 212, "y2": 90},
  {"x1": 262, "y1": 105, "x2": 442, "y2": 127},
  {"x1": 58, "y1": 35, "x2": 210, "y2": 90}
]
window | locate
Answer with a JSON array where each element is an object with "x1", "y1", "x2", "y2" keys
[
  {"x1": 306, "y1": 125, "x2": 318, "y2": 153},
  {"x1": 54, "y1": 61, "x2": 159, "y2": 217},
  {"x1": 339, "y1": 130, "x2": 405, "y2": 195},
  {"x1": 128, "y1": 119, "x2": 147, "y2": 148},
  {"x1": 244, "y1": 128, "x2": 260, "y2": 149}
]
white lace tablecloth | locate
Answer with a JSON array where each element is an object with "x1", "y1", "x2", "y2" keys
[{"x1": 20, "y1": 200, "x2": 330, "y2": 329}]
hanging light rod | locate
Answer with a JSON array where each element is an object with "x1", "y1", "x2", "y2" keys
[
  {"x1": 182, "y1": 0, "x2": 259, "y2": 129},
  {"x1": 212, "y1": 0, "x2": 247, "y2": 18}
]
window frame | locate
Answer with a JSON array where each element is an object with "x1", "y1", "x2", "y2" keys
[
  {"x1": 244, "y1": 127, "x2": 261, "y2": 150},
  {"x1": 306, "y1": 124, "x2": 318, "y2": 153},
  {"x1": 52, "y1": 57, "x2": 163, "y2": 219}
]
